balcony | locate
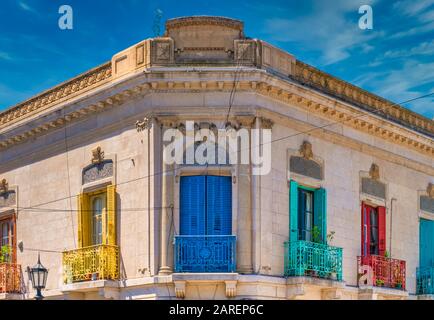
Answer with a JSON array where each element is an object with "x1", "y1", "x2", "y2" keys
[
  {"x1": 358, "y1": 255, "x2": 406, "y2": 290},
  {"x1": 417, "y1": 266, "x2": 434, "y2": 295},
  {"x1": 284, "y1": 240, "x2": 343, "y2": 281},
  {"x1": 0, "y1": 263, "x2": 22, "y2": 294},
  {"x1": 174, "y1": 235, "x2": 236, "y2": 273},
  {"x1": 62, "y1": 245, "x2": 119, "y2": 283}
]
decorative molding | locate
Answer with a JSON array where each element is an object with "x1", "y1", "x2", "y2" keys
[
  {"x1": 165, "y1": 16, "x2": 244, "y2": 33},
  {"x1": 174, "y1": 281, "x2": 186, "y2": 299},
  {"x1": 91, "y1": 146, "x2": 105, "y2": 164},
  {"x1": 0, "y1": 62, "x2": 112, "y2": 128},
  {"x1": 369, "y1": 163, "x2": 380, "y2": 180},
  {"x1": 136, "y1": 117, "x2": 153, "y2": 132},
  {"x1": 260, "y1": 117, "x2": 274, "y2": 129},
  {"x1": 225, "y1": 280, "x2": 237, "y2": 298},
  {"x1": 0, "y1": 77, "x2": 432, "y2": 162},
  {"x1": 292, "y1": 61, "x2": 434, "y2": 138}
]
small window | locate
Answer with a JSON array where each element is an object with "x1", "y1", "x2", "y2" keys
[
  {"x1": 369, "y1": 207, "x2": 379, "y2": 255},
  {"x1": 298, "y1": 189, "x2": 314, "y2": 241},
  {"x1": 0, "y1": 217, "x2": 15, "y2": 263},
  {"x1": 90, "y1": 194, "x2": 106, "y2": 245}
]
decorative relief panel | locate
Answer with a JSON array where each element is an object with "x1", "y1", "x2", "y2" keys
[
  {"x1": 289, "y1": 141, "x2": 323, "y2": 180},
  {"x1": 420, "y1": 196, "x2": 434, "y2": 214},
  {"x1": 0, "y1": 191, "x2": 16, "y2": 208},
  {"x1": 82, "y1": 160, "x2": 114, "y2": 185},
  {"x1": 290, "y1": 156, "x2": 322, "y2": 180},
  {"x1": 234, "y1": 40, "x2": 256, "y2": 64},
  {"x1": 361, "y1": 177, "x2": 386, "y2": 200},
  {"x1": 151, "y1": 39, "x2": 174, "y2": 64}
]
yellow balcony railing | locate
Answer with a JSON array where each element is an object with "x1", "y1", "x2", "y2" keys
[{"x1": 62, "y1": 245, "x2": 119, "y2": 284}]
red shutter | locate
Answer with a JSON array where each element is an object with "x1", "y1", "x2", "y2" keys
[
  {"x1": 378, "y1": 206, "x2": 386, "y2": 256},
  {"x1": 361, "y1": 202, "x2": 371, "y2": 257}
]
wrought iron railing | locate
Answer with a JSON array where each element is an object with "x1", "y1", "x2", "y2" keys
[
  {"x1": 417, "y1": 266, "x2": 434, "y2": 295},
  {"x1": 358, "y1": 255, "x2": 406, "y2": 290},
  {"x1": 284, "y1": 240, "x2": 343, "y2": 280},
  {"x1": 174, "y1": 235, "x2": 236, "y2": 273},
  {"x1": 63, "y1": 244, "x2": 119, "y2": 283},
  {"x1": 0, "y1": 263, "x2": 22, "y2": 294}
]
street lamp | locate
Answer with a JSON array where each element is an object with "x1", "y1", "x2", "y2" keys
[{"x1": 28, "y1": 254, "x2": 48, "y2": 300}]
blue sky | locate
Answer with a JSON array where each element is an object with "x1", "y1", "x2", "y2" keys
[{"x1": 0, "y1": 0, "x2": 433, "y2": 118}]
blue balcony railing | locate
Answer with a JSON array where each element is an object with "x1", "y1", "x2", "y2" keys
[
  {"x1": 174, "y1": 235, "x2": 236, "y2": 273},
  {"x1": 284, "y1": 240, "x2": 343, "y2": 281},
  {"x1": 417, "y1": 266, "x2": 434, "y2": 295}
]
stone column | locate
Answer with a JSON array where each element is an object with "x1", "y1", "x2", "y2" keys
[
  {"x1": 159, "y1": 120, "x2": 174, "y2": 275},
  {"x1": 236, "y1": 120, "x2": 253, "y2": 274}
]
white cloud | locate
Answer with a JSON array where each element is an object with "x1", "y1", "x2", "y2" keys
[
  {"x1": 393, "y1": 0, "x2": 434, "y2": 17},
  {"x1": 384, "y1": 40, "x2": 434, "y2": 58},
  {"x1": 263, "y1": 0, "x2": 381, "y2": 65},
  {"x1": 0, "y1": 52, "x2": 12, "y2": 61},
  {"x1": 390, "y1": 20, "x2": 434, "y2": 39},
  {"x1": 18, "y1": 1, "x2": 36, "y2": 13}
]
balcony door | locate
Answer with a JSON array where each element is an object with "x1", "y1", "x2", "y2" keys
[
  {"x1": 420, "y1": 219, "x2": 434, "y2": 267},
  {"x1": 361, "y1": 203, "x2": 386, "y2": 257},
  {"x1": 180, "y1": 175, "x2": 232, "y2": 236},
  {"x1": 0, "y1": 216, "x2": 15, "y2": 263}
]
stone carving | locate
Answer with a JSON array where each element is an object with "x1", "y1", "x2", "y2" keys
[
  {"x1": 300, "y1": 141, "x2": 313, "y2": 160},
  {"x1": 292, "y1": 61, "x2": 434, "y2": 137},
  {"x1": 369, "y1": 163, "x2": 380, "y2": 180},
  {"x1": 0, "y1": 179, "x2": 8, "y2": 194},
  {"x1": 261, "y1": 117, "x2": 274, "y2": 129},
  {"x1": 174, "y1": 281, "x2": 186, "y2": 299},
  {"x1": 91, "y1": 147, "x2": 105, "y2": 164},
  {"x1": 136, "y1": 117, "x2": 153, "y2": 132},
  {"x1": 235, "y1": 41, "x2": 255, "y2": 62},
  {"x1": 225, "y1": 281, "x2": 237, "y2": 298},
  {"x1": 82, "y1": 160, "x2": 114, "y2": 185},
  {"x1": 427, "y1": 183, "x2": 434, "y2": 198}
]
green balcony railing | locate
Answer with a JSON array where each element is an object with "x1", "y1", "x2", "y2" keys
[
  {"x1": 417, "y1": 266, "x2": 434, "y2": 295},
  {"x1": 284, "y1": 240, "x2": 343, "y2": 281}
]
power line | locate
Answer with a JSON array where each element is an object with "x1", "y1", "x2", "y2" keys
[{"x1": 5, "y1": 89, "x2": 433, "y2": 213}]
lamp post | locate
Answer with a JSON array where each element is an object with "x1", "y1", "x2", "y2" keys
[{"x1": 28, "y1": 254, "x2": 48, "y2": 300}]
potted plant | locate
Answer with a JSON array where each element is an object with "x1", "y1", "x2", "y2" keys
[
  {"x1": 312, "y1": 226, "x2": 322, "y2": 243},
  {"x1": 376, "y1": 279, "x2": 385, "y2": 287},
  {"x1": 395, "y1": 281, "x2": 402, "y2": 289},
  {"x1": 0, "y1": 245, "x2": 11, "y2": 263}
]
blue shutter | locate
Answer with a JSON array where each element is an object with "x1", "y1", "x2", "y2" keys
[
  {"x1": 420, "y1": 219, "x2": 434, "y2": 267},
  {"x1": 180, "y1": 176, "x2": 206, "y2": 235},
  {"x1": 206, "y1": 176, "x2": 232, "y2": 235},
  {"x1": 314, "y1": 188, "x2": 327, "y2": 243},
  {"x1": 290, "y1": 180, "x2": 299, "y2": 242}
]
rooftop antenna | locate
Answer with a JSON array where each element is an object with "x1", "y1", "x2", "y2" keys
[{"x1": 152, "y1": 9, "x2": 163, "y2": 37}]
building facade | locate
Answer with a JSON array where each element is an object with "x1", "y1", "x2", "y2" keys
[{"x1": 0, "y1": 16, "x2": 433, "y2": 300}]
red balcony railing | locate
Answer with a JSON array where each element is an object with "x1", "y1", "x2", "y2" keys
[
  {"x1": 0, "y1": 263, "x2": 22, "y2": 294},
  {"x1": 357, "y1": 255, "x2": 406, "y2": 290}
]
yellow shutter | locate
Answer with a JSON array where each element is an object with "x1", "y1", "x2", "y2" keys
[
  {"x1": 106, "y1": 185, "x2": 117, "y2": 245},
  {"x1": 78, "y1": 193, "x2": 90, "y2": 248}
]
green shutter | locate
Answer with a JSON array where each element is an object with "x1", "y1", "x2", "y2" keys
[
  {"x1": 314, "y1": 188, "x2": 327, "y2": 244},
  {"x1": 289, "y1": 180, "x2": 299, "y2": 242}
]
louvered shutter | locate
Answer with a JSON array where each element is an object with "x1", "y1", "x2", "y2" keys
[
  {"x1": 106, "y1": 185, "x2": 117, "y2": 245},
  {"x1": 314, "y1": 188, "x2": 327, "y2": 243},
  {"x1": 180, "y1": 176, "x2": 206, "y2": 235},
  {"x1": 289, "y1": 180, "x2": 299, "y2": 242},
  {"x1": 78, "y1": 193, "x2": 90, "y2": 248},
  {"x1": 420, "y1": 219, "x2": 434, "y2": 267},
  {"x1": 207, "y1": 176, "x2": 232, "y2": 235},
  {"x1": 378, "y1": 206, "x2": 386, "y2": 256}
]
